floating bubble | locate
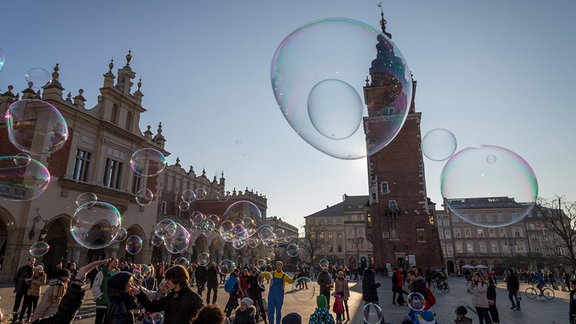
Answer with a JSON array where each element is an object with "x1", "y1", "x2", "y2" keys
[
  {"x1": 0, "y1": 155, "x2": 50, "y2": 202},
  {"x1": 199, "y1": 219, "x2": 215, "y2": 236},
  {"x1": 216, "y1": 190, "x2": 230, "y2": 202},
  {"x1": 286, "y1": 243, "x2": 300, "y2": 257},
  {"x1": 222, "y1": 200, "x2": 263, "y2": 236},
  {"x1": 6, "y1": 99, "x2": 69, "y2": 154},
  {"x1": 155, "y1": 219, "x2": 177, "y2": 240},
  {"x1": 195, "y1": 188, "x2": 207, "y2": 200},
  {"x1": 266, "y1": 251, "x2": 276, "y2": 261},
  {"x1": 363, "y1": 303, "x2": 383, "y2": 324},
  {"x1": 130, "y1": 148, "x2": 167, "y2": 177},
  {"x1": 76, "y1": 192, "x2": 98, "y2": 208},
  {"x1": 441, "y1": 145, "x2": 538, "y2": 227},
  {"x1": 181, "y1": 189, "x2": 196, "y2": 203},
  {"x1": 487, "y1": 154, "x2": 497, "y2": 164},
  {"x1": 178, "y1": 200, "x2": 190, "y2": 212},
  {"x1": 407, "y1": 292, "x2": 425, "y2": 311},
  {"x1": 197, "y1": 252, "x2": 210, "y2": 266},
  {"x1": 25, "y1": 67, "x2": 51, "y2": 90},
  {"x1": 115, "y1": 227, "x2": 128, "y2": 242},
  {"x1": 219, "y1": 259, "x2": 236, "y2": 275},
  {"x1": 271, "y1": 17, "x2": 412, "y2": 159},
  {"x1": 219, "y1": 220, "x2": 235, "y2": 242},
  {"x1": 142, "y1": 312, "x2": 164, "y2": 324},
  {"x1": 71, "y1": 201, "x2": 121, "y2": 249},
  {"x1": 0, "y1": 47, "x2": 5, "y2": 72},
  {"x1": 291, "y1": 277, "x2": 315, "y2": 302},
  {"x1": 308, "y1": 79, "x2": 363, "y2": 140},
  {"x1": 209, "y1": 214, "x2": 220, "y2": 226},
  {"x1": 246, "y1": 236, "x2": 260, "y2": 248},
  {"x1": 190, "y1": 211, "x2": 205, "y2": 228},
  {"x1": 319, "y1": 259, "x2": 329, "y2": 269},
  {"x1": 125, "y1": 235, "x2": 143, "y2": 255},
  {"x1": 13, "y1": 153, "x2": 31, "y2": 167},
  {"x1": 29, "y1": 241, "x2": 50, "y2": 257},
  {"x1": 232, "y1": 238, "x2": 247, "y2": 250},
  {"x1": 150, "y1": 233, "x2": 163, "y2": 247},
  {"x1": 135, "y1": 188, "x2": 154, "y2": 206},
  {"x1": 174, "y1": 257, "x2": 190, "y2": 267},
  {"x1": 231, "y1": 224, "x2": 249, "y2": 242},
  {"x1": 163, "y1": 223, "x2": 190, "y2": 254},
  {"x1": 422, "y1": 128, "x2": 457, "y2": 161},
  {"x1": 258, "y1": 271, "x2": 272, "y2": 289},
  {"x1": 141, "y1": 264, "x2": 152, "y2": 279}
]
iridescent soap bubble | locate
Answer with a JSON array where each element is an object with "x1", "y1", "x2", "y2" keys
[
  {"x1": 163, "y1": 223, "x2": 190, "y2": 254},
  {"x1": 115, "y1": 227, "x2": 128, "y2": 242},
  {"x1": 25, "y1": 67, "x2": 51, "y2": 90},
  {"x1": 219, "y1": 220, "x2": 235, "y2": 242},
  {"x1": 246, "y1": 236, "x2": 260, "y2": 248},
  {"x1": 197, "y1": 252, "x2": 210, "y2": 267},
  {"x1": 71, "y1": 201, "x2": 121, "y2": 249},
  {"x1": 0, "y1": 155, "x2": 50, "y2": 202},
  {"x1": 178, "y1": 201, "x2": 190, "y2": 212},
  {"x1": 216, "y1": 190, "x2": 230, "y2": 202},
  {"x1": 291, "y1": 277, "x2": 315, "y2": 302},
  {"x1": 407, "y1": 292, "x2": 426, "y2": 311},
  {"x1": 155, "y1": 219, "x2": 177, "y2": 240},
  {"x1": 181, "y1": 189, "x2": 196, "y2": 203},
  {"x1": 130, "y1": 148, "x2": 167, "y2": 177},
  {"x1": 441, "y1": 145, "x2": 538, "y2": 227},
  {"x1": 232, "y1": 238, "x2": 247, "y2": 250},
  {"x1": 135, "y1": 188, "x2": 154, "y2": 206},
  {"x1": 256, "y1": 259, "x2": 267, "y2": 270},
  {"x1": 308, "y1": 79, "x2": 363, "y2": 140},
  {"x1": 319, "y1": 259, "x2": 329, "y2": 269},
  {"x1": 29, "y1": 241, "x2": 50, "y2": 257},
  {"x1": 0, "y1": 47, "x2": 5, "y2": 72},
  {"x1": 286, "y1": 243, "x2": 300, "y2": 257},
  {"x1": 222, "y1": 200, "x2": 263, "y2": 236},
  {"x1": 363, "y1": 303, "x2": 383, "y2": 324},
  {"x1": 6, "y1": 99, "x2": 69, "y2": 154},
  {"x1": 13, "y1": 153, "x2": 31, "y2": 167},
  {"x1": 150, "y1": 233, "x2": 163, "y2": 247},
  {"x1": 142, "y1": 312, "x2": 164, "y2": 324},
  {"x1": 422, "y1": 128, "x2": 457, "y2": 161},
  {"x1": 190, "y1": 211, "x2": 205, "y2": 228},
  {"x1": 199, "y1": 219, "x2": 215, "y2": 236},
  {"x1": 194, "y1": 188, "x2": 207, "y2": 200},
  {"x1": 219, "y1": 259, "x2": 236, "y2": 275},
  {"x1": 76, "y1": 192, "x2": 98, "y2": 208},
  {"x1": 231, "y1": 224, "x2": 249, "y2": 242},
  {"x1": 174, "y1": 257, "x2": 190, "y2": 267},
  {"x1": 271, "y1": 17, "x2": 412, "y2": 159},
  {"x1": 258, "y1": 271, "x2": 272, "y2": 289},
  {"x1": 141, "y1": 264, "x2": 152, "y2": 279},
  {"x1": 125, "y1": 235, "x2": 143, "y2": 255}
]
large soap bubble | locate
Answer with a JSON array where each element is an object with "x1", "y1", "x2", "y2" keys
[
  {"x1": 0, "y1": 155, "x2": 50, "y2": 202},
  {"x1": 271, "y1": 17, "x2": 412, "y2": 159},
  {"x1": 222, "y1": 200, "x2": 263, "y2": 236},
  {"x1": 6, "y1": 99, "x2": 69, "y2": 154},
  {"x1": 363, "y1": 303, "x2": 383, "y2": 324},
  {"x1": 0, "y1": 47, "x2": 5, "y2": 72},
  {"x1": 71, "y1": 202, "x2": 122, "y2": 249},
  {"x1": 29, "y1": 241, "x2": 50, "y2": 257},
  {"x1": 441, "y1": 145, "x2": 538, "y2": 228},
  {"x1": 130, "y1": 148, "x2": 167, "y2": 177},
  {"x1": 422, "y1": 128, "x2": 457, "y2": 161},
  {"x1": 25, "y1": 67, "x2": 51, "y2": 90},
  {"x1": 291, "y1": 277, "x2": 315, "y2": 302}
]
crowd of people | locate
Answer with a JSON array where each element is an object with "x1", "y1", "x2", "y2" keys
[{"x1": 6, "y1": 257, "x2": 576, "y2": 324}]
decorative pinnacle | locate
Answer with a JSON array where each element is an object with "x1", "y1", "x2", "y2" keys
[
  {"x1": 109, "y1": 58, "x2": 114, "y2": 72},
  {"x1": 126, "y1": 50, "x2": 132, "y2": 66},
  {"x1": 378, "y1": 2, "x2": 392, "y2": 39},
  {"x1": 137, "y1": 78, "x2": 142, "y2": 90}
]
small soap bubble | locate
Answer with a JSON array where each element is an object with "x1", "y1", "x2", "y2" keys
[
  {"x1": 181, "y1": 189, "x2": 196, "y2": 203},
  {"x1": 115, "y1": 227, "x2": 128, "y2": 242},
  {"x1": 29, "y1": 241, "x2": 50, "y2": 257},
  {"x1": 174, "y1": 257, "x2": 190, "y2": 267},
  {"x1": 0, "y1": 155, "x2": 50, "y2": 202},
  {"x1": 216, "y1": 190, "x2": 230, "y2": 202},
  {"x1": 25, "y1": 67, "x2": 51, "y2": 90},
  {"x1": 71, "y1": 201, "x2": 121, "y2": 249},
  {"x1": 486, "y1": 154, "x2": 497, "y2": 164},
  {"x1": 407, "y1": 292, "x2": 426, "y2": 311},
  {"x1": 422, "y1": 128, "x2": 457, "y2": 161},
  {"x1": 155, "y1": 219, "x2": 177, "y2": 240},
  {"x1": 194, "y1": 188, "x2": 207, "y2": 200},
  {"x1": 141, "y1": 264, "x2": 152, "y2": 279},
  {"x1": 219, "y1": 259, "x2": 236, "y2": 275},
  {"x1": 125, "y1": 235, "x2": 143, "y2": 255},
  {"x1": 258, "y1": 271, "x2": 272, "y2": 289},
  {"x1": 6, "y1": 99, "x2": 69, "y2": 154},
  {"x1": 135, "y1": 188, "x2": 154, "y2": 206},
  {"x1": 286, "y1": 243, "x2": 300, "y2": 257},
  {"x1": 178, "y1": 200, "x2": 190, "y2": 212},
  {"x1": 150, "y1": 233, "x2": 163, "y2": 247},
  {"x1": 163, "y1": 222, "x2": 190, "y2": 254},
  {"x1": 13, "y1": 153, "x2": 31, "y2": 167},
  {"x1": 362, "y1": 303, "x2": 383, "y2": 324},
  {"x1": 197, "y1": 252, "x2": 210, "y2": 266},
  {"x1": 256, "y1": 259, "x2": 267, "y2": 271},
  {"x1": 130, "y1": 148, "x2": 167, "y2": 177},
  {"x1": 319, "y1": 259, "x2": 329, "y2": 269},
  {"x1": 76, "y1": 192, "x2": 98, "y2": 208}
]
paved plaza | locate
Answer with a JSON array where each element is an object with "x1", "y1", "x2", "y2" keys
[{"x1": 0, "y1": 275, "x2": 569, "y2": 323}]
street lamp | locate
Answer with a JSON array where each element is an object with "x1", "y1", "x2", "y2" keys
[{"x1": 28, "y1": 209, "x2": 48, "y2": 241}]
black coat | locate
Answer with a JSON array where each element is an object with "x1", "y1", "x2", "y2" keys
[
  {"x1": 14, "y1": 265, "x2": 34, "y2": 293},
  {"x1": 106, "y1": 287, "x2": 138, "y2": 324},
  {"x1": 362, "y1": 269, "x2": 381, "y2": 302},
  {"x1": 137, "y1": 285, "x2": 204, "y2": 324},
  {"x1": 206, "y1": 266, "x2": 219, "y2": 288},
  {"x1": 233, "y1": 306, "x2": 256, "y2": 324},
  {"x1": 31, "y1": 282, "x2": 85, "y2": 324}
]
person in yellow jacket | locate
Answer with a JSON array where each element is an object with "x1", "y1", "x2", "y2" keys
[{"x1": 267, "y1": 261, "x2": 294, "y2": 324}]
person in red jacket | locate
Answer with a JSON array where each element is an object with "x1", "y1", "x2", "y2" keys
[{"x1": 392, "y1": 267, "x2": 404, "y2": 305}]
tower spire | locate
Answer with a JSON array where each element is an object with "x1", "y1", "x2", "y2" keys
[{"x1": 378, "y1": 2, "x2": 392, "y2": 39}]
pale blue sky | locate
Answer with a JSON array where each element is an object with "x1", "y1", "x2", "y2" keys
[{"x1": 1, "y1": 1, "x2": 575, "y2": 229}]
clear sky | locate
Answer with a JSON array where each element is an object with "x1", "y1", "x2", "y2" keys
[{"x1": 1, "y1": 1, "x2": 575, "y2": 230}]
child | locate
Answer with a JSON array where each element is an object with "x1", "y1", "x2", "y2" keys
[
  {"x1": 454, "y1": 305, "x2": 473, "y2": 324},
  {"x1": 233, "y1": 297, "x2": 256, "y2": 324},
  {"x1": 309, "y1": 295, "x2": 335, "y2": 324},
  {"x1": 332, "y1": 294, "x2": 344, "y2": 323}
]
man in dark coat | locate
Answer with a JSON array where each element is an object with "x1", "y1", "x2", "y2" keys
[
  {"x1": 205, "y1": 262, "x2": 219, "y2": 304},
  {"x1": 362, "y1": 267, "x2": 381, "y2": 305},
  {"x1": 195, "y1": 263, "x2": 207, "y2": 296},
  {"x1": 13, "y1": 257, "x2": 36, "y2": 316},
  {"x1": 317, "y1": 266, "x2": 332, "y2": 307}
]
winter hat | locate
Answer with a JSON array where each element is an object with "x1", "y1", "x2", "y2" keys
[
  {"x1": 417, "y1": 310, "x2": 436, "y2": 324},
  {"x1": 35, "y1": 265, "x2": 44, "y2": 271},
  {"x1": 281, "y1": 313, "x2": 302, "y2": 324},
  {"x1": 107, "y1": 271, "x2": 133, "y2": 290},
  {"x1": 241, "y1": 297, "x2": 253, "y2": 308},
  {"x1": 316, "y1": 294, "x2": 327, "y2": 308},
  {"x1": 53, "y1": 269, "x2": 71, "y2": 279}
]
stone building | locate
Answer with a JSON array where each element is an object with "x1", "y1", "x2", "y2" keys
[{"x1": 0, "y1": 52, "x2": 266, "y2": 281}]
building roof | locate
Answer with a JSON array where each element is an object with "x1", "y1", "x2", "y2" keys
[
  {"x1": 305, "y1": 194, "x2": 369, "y2": 218},
  {"x1": 446, "y1": 196, "x2": 524, "y2": 209}
]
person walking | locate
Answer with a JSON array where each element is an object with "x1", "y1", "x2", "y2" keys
[
  {"x1": 487, "y1": 276, "x2": 500, "y2": 324},
  {"x1": 267, "y1": 261, "x2": 295, "y2": 324},
  {"x1": 195, "y1": 263, "x2": 207, "y2": 297},
  {"x1": 205, "y1": 262, "x2": 219, "y2": 304},
  {"x1": 92, "y1": 258, "x2": 119, "y2": 324},
  {"x1": 469, "y1": 272, "x2": 492, "y2": 324},
  {"x1": 224, "y1": 268, "x2": 241, "y2": 319},
  {"x1": 12, "y1": 257, "x2": 36, "y2": 318},
  {"x1": 392, "y1": 267, "x2": 404, "y2": 305},
  {"x1": 19, "y1": 265, "x2": 46, "y2": 323},
  {"x1": 334, "y1": 271, "x2": 350, "y2": 321},
  {"x1": 317, "y1": 266, "x2": 332, "y2": 308},
  {"x1": 362, "y1": 266, "x2": 381, "y2": 306},
  {"x1": 504, "y1": 269, "x2": 520, "y2": 311}
]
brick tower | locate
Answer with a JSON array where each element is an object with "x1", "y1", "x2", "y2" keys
[{"x1": 364, "y1": 12, "x2": 443, "y2": 270}]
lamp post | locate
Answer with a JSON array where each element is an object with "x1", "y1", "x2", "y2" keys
[{"x1": 28, "y1": 208, "x2": 48, "y2": 241}]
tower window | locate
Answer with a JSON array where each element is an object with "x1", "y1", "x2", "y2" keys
[
  {"x1": 380, "y1": 181, "x2": 389, "y2": 194},
  {"x1": 72, "y1": 149, "x2": 91, "y2": 182},
  {"x1": 416, "y1": 228, "x2": 425, "y2": 242},
  {"x1": 103, "y1": 157, "x2": 123, "y2": 189},
  {"x1": 388, "y1": 200, "x2": 398, "y2": 211}
]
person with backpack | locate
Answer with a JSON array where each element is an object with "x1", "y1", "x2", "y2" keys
[{"x1": 224, "y1": 268, "x2": 241, "y2": 319}]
